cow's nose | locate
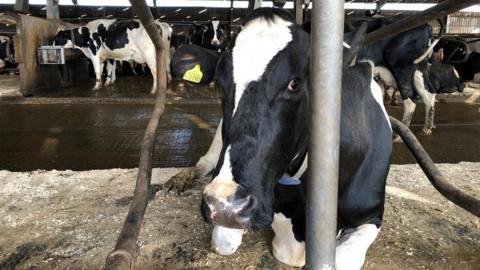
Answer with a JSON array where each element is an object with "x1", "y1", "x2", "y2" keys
[
  {"x1": 458, "y1": 82, "x2": 466, "y2": 92},
  {"x1": 203, "y1": 190, "x2": 255, "y2": 229},
  {"x1": 211, "y1": 39, "x2": 220, "y2": 46}
]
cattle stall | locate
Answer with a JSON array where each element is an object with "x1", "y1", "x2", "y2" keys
[{"x1": 0, "y1": 1, "x2": 480, "y2": 270}]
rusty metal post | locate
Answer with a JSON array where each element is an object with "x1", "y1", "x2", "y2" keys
[
  {"x1": 307, "y1": 0, "x2": 345, "y2": 269},
  {"x1": 105, "y1": 0, "x2": 167, "y2": 269},
  {"x1": 365, "y1": 0, "x2": 480, "y2": 46}
]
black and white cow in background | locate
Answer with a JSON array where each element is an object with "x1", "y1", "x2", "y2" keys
[
  {"x1": 189, "y1": 20, "x2": 231, "y2": 51},
  {"x1": 170, "y1": 44, "x2": 220, "y2": 84},
  {"x1": 167, "y1": 8, "x2": 393, "y2": 269},
  {"x1": 374, "y1": 60, "x2": 465, "y2": 134},
  {"x1": 343, "y1": 17, "x2": 465, "y2": 136},
  {"x1": 433, "y1": 38, "x2": 480, "y2": 82},
  {"x1": 0, "y1": 35, "x2": 15, "y2": 70},
  {"x1": 53, "y1": 19, "x2": 171, "y2": 94}
]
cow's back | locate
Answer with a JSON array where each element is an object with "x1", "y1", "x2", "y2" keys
[{"x1": 338, "y1": 62, "x2": 392, "y2": 229}]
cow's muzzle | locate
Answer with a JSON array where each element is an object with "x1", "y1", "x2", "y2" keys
[
  {"x1": 202, "y1": 185, "x2": 256, "y2": 229},
  {"x1": 210, "y1": 39, "x2": 220, "y2": 47}
]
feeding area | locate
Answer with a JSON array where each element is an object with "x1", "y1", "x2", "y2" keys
[{"x1": 0, "y1": 0, "x2": 479, "y2": 269}]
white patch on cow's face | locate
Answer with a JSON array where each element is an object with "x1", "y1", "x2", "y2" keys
[
  {"x1": 232, "y1": 16, "x2": 293, "y2": 115},
  {"x1": 203, "y1": 146, "x2": 239, "y2": 202},
  {"x1": 211, "y1": 20, "x2": 220, "y2": 46},
  {"x1": 271, "y1": 213, "x2": 305, "y2": 267},
  {"x1": 211, "y1": 225, "x2": 245, "y2": 255},
  {"x1": 336, "y1": 224, "x2": 380, "y2": 270}
]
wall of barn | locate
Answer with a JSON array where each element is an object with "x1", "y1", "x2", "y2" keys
[{"x1": 16, "y1": 15, "x2": 88, "y2": 96}]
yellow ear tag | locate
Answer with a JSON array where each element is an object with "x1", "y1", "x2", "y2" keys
[{"x1": 183, "y1": 64, "x2": 203, "y2": 83}]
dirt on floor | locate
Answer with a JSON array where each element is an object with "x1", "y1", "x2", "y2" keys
[{"x1": 0, "y1": 163, "x2": 478, "y2": 270}]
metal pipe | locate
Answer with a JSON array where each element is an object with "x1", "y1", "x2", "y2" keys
[
  {"x1": 365, "y1": 0, "x2": 480, "y2": 46},
  {"x1": 390, "y1": 117, "x2": 480, "y2": 218},
  {"x1": 307, "y1": 0, "x2": 345, "y2": 269},
  {"x1": 105, "y1": 0, "x2": 168, "y2": 269}
]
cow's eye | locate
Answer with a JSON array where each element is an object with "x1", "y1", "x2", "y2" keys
[{"x1": 287, "y1": 78, "x2": 301, "y2": 92}]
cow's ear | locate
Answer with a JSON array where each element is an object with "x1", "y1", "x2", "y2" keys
[{"x1": 342, "y1": 22, "x2": 367, "y2": 67}]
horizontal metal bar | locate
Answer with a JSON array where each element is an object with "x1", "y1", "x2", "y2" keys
[{"x1": 365, "y1": 0, "x2": 480, "y2": 46}]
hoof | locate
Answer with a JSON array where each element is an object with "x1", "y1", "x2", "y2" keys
[
  {"x1": 422, "y1": 128, "x2": 433, "y2": 136},
  {"x1": 162, "y1": 167, "x2": 199, "y2": 194}
]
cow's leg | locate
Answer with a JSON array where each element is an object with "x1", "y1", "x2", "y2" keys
[
  {"x1": 401, "y1": 98, "x2": 417, "y2": 128},
  {"x1": 128, "y1": 60, "x2": 138, "y2": 76},
  {"x1": 92, "y1": 59, "x2": 104, "y2": 90},
  {"x1": 270, "y1": 215, "x2": 381, "y2": 269},
  {"x1": 105, "y1": 60, "x2": 116, "y2": 86},
  {"x1": 166, "y1": 50, "x2": 172, "y2": 83},
  {"x1": 271, "y1": 213, "x2": 305, "y2": 268},
  {"x1": 163, "y1": 119, "x2": 223, "y2": 193},
  {"x1": 335, "y1": 224, "x2": 381, "y2": 270},
  {"x1": 414, "y1": 70, "x2": 436, "y2": 135},
  {"x1": 144, "y1": 57, "x2": 158, "y2": 94},
  {"x1": 388, "y1": 64, "x2": 417, "y2": 142}
]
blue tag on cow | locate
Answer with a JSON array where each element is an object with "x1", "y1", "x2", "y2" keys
[{"x1": 278, "y1": 177, "x2": 301, "y2": 186}]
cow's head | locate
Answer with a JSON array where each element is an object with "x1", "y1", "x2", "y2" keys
[
  {"x1": 53, "y1": 27, "x2": 90, "y2": 49},
  {"x1": 202, "y1": 8, "x2": 308, "y2": 232},
  {"x1": 201, "y1": 7, "x2": 367, "y2": 256},
  {"x1": 425, "y1": 62, "x2": 465, "y2": 93},
  {"x1": 206, "y1": 20, "x2": 231, "y2": 50}
]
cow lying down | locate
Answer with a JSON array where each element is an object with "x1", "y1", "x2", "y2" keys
[
  {"x1": 167, "y1": 8, "x2": 390, "y2": 269},
  {"x1": 160, "y1": 8, "x2": 479, "y2": 270},
  {"x1": 53, "y1": 19, "x2": 171, "y2": 94},
  {"x1": 374, "y1": 61, "x2": 464, "y2": 135}
]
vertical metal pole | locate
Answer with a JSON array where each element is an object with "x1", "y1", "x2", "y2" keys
[
  {"x1": 14, "y1": 0, "x2": 28, "y2": 13},
  {"x1": 295, "y1": 0, "x2": 303, "y2": 24},
  {"x1": 248, "y1": 0, "x2": 263, "y2": 13},
  {"x1": 46, "y1": 0, "x2": 60, "y2": 19},
  {"x1": 230, "y1": 0, "x2": 234, "y2": 24},
  {"x1": 307, "y1": 0, "x2": 345, "y2": 269}
]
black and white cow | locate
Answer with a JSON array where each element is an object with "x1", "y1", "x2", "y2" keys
[
  {"x1": 0, "y1": 35, "x2": 15, "y2": 70},
  {"x1": 170, "y1": 44, "x2": 220, "y2": 84},
  {"x1": 189, "y1": 20, "x2": 231, "y2": 51},
  {"x1": 343, "y1": 18, "x2": 447, "y2": 135},
  {"x1": 433, "y1": 38, "x2": 480, "y2": 82},
  {"x1": 187, "y1": 8, "x2": 393, "y2": 269},
  {"x1": 375, "y1": 61, "x2": 464, "y2": 135},
  {"x1": 53, "y1": 19, "x2": 171, "y2": 94}
]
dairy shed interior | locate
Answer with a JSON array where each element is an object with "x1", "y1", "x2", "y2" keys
[{"x1": 0, "y1": 0, "x2": 479, "y2": 269}]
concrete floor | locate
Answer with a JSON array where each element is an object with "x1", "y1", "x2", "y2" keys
[{"x1": 0, "y1": 76, "x2": 479, "y2": 171}]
